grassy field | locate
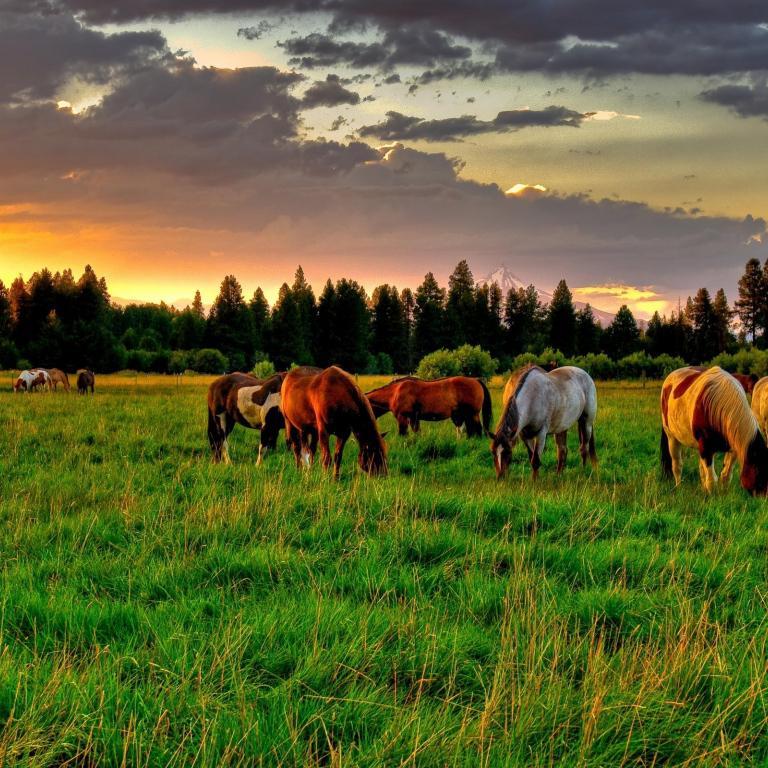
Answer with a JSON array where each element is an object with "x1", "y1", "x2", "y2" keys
[{"x1": 1, "y1": 373, "x2": 768, "y2": 767}]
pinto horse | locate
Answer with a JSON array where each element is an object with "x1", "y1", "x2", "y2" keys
[
  {"x1": 490, "y1": 365, "x2": 597, "y2": 480},
  {"x1": 76, "y1": 369, "x2": 95, "y2": 395},
  {"x1": 660, "y1": 366, "x2": 768, "y2": 495},
  {"x1": 732, "y1": 372, "x2": 758, "y2": 394},
  {"x1": 752, "y1": 376, "x2": 768, "y2": 437},
  {"x1": 282, "y1": 366, "x2": 387, "y2": 478},
  {"x1": 207, "y1": 372, "x2": 286, "y2": 464},
  {"x1": 366, "y1": 376, "x2": 492, "y2": 437},
  {"x1": 13, "y1": 369, "x2": 50, "y2": 392}
]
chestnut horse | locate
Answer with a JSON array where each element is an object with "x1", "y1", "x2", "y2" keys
[
  {"x1": 490, "y1": 365, "x2": 597, "y2": 480},
  {"x1": 207, "y1": 372, "x2": 286, "y2": 464},
  {"x1": 732, "y1": 372, "x2": 758, "y2": 394},
  {"x1": 282, "y1": 366, "x2": 387, "y2": 478},
  {"x1": 752, "y1": 376, "x2": 768, "y2": 437},
  {"x1": 76, "y1": 369, "x2": 95, "y2": 395},
  {"x1": 660, "y1": 366, "x2": 768, "y2": 494},
  {"x1": 366, "y1": 376, "x2": 492, "y2": 437},
  {"x1": 32, "y1": 368, "x2": 70, "y2": 391}
]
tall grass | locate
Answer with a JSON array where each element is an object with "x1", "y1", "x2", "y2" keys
[{"x1": 0, "y1": 376, "x2": 766, "y2": 766}]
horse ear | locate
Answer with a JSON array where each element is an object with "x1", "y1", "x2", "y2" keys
[{"x1": 380, "y1": 431, "x2": 389, "y2": 438}]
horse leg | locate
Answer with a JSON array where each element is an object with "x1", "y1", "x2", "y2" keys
[
  {"x1": 333, "y1": 431, "x2": 349, "y2": 480},
  {"x1": 318, "y1": 427, "x2": 332, "y2": 471},
  {"x1": 215, "y1": 413, "x2": 233, "y2": 464},
  {"x1": 452, "y1": 411, "x2": 463, "y2": 440},
  {"x1": 668, "y1": 436, "x2": 683, "y2": 486},
  {"x1": 396, "y1": 412, "x2": 409, "y2": 437},
  {"x1": 307, "y1": 429, "x2": 319, "y2": 467},
  {"x1": 287, "y1": 425, "x2": 303, "y2": 468},
  {"x1": 531, "y1": 430, "x2": 547, "y2": 480},
  {"x1": 720, "y1": 451, "x2": 736, "y2": 486},
  {"x1": 555, "y1": 431, "x2": 568, "y2": 474},
  {"x1": 698, "y1": 454, "x2": 717, "y2": 493},
  {"x1": 411, "y1": 414, "x2": 421, "y2": 433}
]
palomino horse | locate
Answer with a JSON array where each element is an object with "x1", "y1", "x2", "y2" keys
[
  {"x1": 32, "y1": 368, "x2": 70, "y2": 391},
  {"x1": 13, "y1": 369, "x2": 51, "y2": 392},
  {"x1": 490, "y1": 365, "x2": 597, "y2": 479},
  {"x1": 207, "y1": 372, "x2": 286, "y2": 464},
  {"x1": 366, "y1": 376, "x2": 492, "y2": 437},
  {"x1": 661, "y1": 366, "x2": 768, "y2": 495},
  {"x1": 281, "y1": 366, "x2": 387, "y2": 478},
  {"x1": 752, "y1": 376, "x2": 768, "y2": 437},
  {"x1": 76, "y1": 369, "x2": 95, "y2": 395}
]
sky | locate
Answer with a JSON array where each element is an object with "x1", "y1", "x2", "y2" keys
[{"x1": 1, "y1": 1, "x2": 767, "y2": 318}]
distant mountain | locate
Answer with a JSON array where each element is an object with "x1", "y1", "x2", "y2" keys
[{"x1": 478, "y1": 264, "x2": 619, "y2": 328}]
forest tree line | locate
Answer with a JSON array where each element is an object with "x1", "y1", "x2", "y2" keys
[{"x1": 1, "y1": 258, "x2": 767, "y2": 375}]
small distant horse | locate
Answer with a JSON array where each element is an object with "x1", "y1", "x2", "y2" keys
[
  {"x1": 76, "y1": 369, "x2": 95, "y2": 395},
  {"x1": 207, "y1": 372, "x2": 286, "y2": 464},
  {"x1": 660, "y1": 366, "x2": 768, "y2": 494},
  {"x1": 282, "y1": 365, "x2": 387, "y2": 478},
  {"x1": 489, "y1": 365, "x2": 597, "y2": 479},
  {"x1": 32, "y1": 368, "x2": 70, "y2": 391},
  {"x1": 366, "y1": 376, "x2": 492, "y2": 437},
  {"x1": 752, "y1": 376, "x2": 768, "y2": 437},
  {"x1": 732, "y1": 372, "x2": 758, "y2": 395},
  {"x1": 13, "y1": 369, "x2": 50, "y2": 392}
]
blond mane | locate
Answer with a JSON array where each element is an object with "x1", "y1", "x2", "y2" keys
[{"x1": 699, "y1": 367, "x2": 759, "y2": 462}]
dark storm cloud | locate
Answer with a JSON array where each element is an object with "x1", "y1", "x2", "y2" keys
[
  {"x1": 701, "y1": 77, "x2": 768, "y2": 119},
  {"x1": 0, "y1": 3, "x2": 169, "y2": 102},
  {"x1": 359, "y1": 106, "x2": 585, "y2": 142},
  {"x1": 280, "y1": 27, "x2": 471, "y2": 71},
  {"x1": 236, "y1": 21, "x2": 274, "y2": 40},
  {"x1": 301, "y1": 74, "x2": 361, "y2": 108}
]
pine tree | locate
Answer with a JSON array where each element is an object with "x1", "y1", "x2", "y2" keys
[
  {"x1": 371, "y1": 284, "x2": 408, "y2": 372},
  {"x1": 575, "y1": 303, "x2": 601, "y2": 355},
  {"x1": 271, "y1": 283, "x2": 311, "y2": 369},
  {"x1": 603, "y1": 305, "x2": 640, "y2": 359},
  {"x1": 645, "y1": 311, "x2": 664, "y2": 357},
  {"x1": 735, "y1": 258, "x2": 765, "y2": 343},
  {"x1": 332, "y1": 279, "x2": 370, "y2": 372},
  {"x1": 206, "y1": 274, "x2": 254, "y2": 370},
  {"x1": 547, "y1": 279, "x2": 576, "y2": 355},
  {"x1": 413, "y1": 272, "x2": 445, "y2": 362},
  {"x1": 192, "y1": 290, "x2": 205, "y2": 319},
  {"x1": 314, "y1": 279, "x2": 339, "y2": 367},
  {"x1": 400, "y1": 287, "x2": 415, "y2": 372},
  {"x1": 249, "y1": 287, "x2": 270, "y2": 356},
  {"x1": 445, "y1": 260, "x2": 475, "y2": 346},
  {"x1": 688, "y1": 287, "x2": 719, "y2": 362},
  {"x1": 712, "y1": 289, "x2": 733, "y2": 354},
  {"x1": 291, "y1": 266, "x2": 316, "y2": 362},
  {"x1": 504, "y1": 285, "x2": 543, "y2": 356}
]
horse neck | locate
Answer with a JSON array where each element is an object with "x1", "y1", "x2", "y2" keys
[{"x1": 351, "y1": 406, "x2": 383, "y2": 450}]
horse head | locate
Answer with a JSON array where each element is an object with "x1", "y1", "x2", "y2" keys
[
  {"x1": 358, "y1": 439, "x2": 388, "y2": 476},
  {"x1": 489, "y1": 400, "x2": 520, "y2": 479},
  {"x1": 741, "y1": 432, "x2": 768, "y2": 496}
]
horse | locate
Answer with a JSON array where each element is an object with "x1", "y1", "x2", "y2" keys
[
  {"x1": 731, "y1": 372, "x2": 758, "y2": 394},
  {"x1": 13, "y1": 369, "x2": 50, "y2": 392},
  {"x1": 76, "y1": 369, "x2": 95, "y2": 395},
  {"x1": 207, "y1": 372, "x2": 286, "y2": 464},
  {"x1": 281, "y1": 365, "x2": 387, "y2": 478},
  {"x1": 489, "y1": 365, "x2": 597, "y2": 480},
  {"x1": 365, "y1": 376, "x2": 492, "y2": 437},
  {"x1": 660, "y1": 366, "x2": 768, "y2": 495},
  {"x1": 32, "y1": 368, "x2": 70, "y2": 391},
  {"x1": 752, "y1": 376, "x2": 768, "y2": 437}
]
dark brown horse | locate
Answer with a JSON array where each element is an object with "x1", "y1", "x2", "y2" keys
[
  {"x1": 207, "y1": 372, "x2": 286, "y2": 463},
  {"x1": 732, "y1": 372, "x2": 758, "y2": 394},
  {"x1": 281, "y1": 366, "x2": 387, "y2": 478},
  {"x1": 365, "y1": 376, "x2": 492, "y2": 437},
  {"x1": 76, "y1": 369, "x2": 95, "y2": 395}
]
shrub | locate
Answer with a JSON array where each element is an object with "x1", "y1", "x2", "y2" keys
[
  {"x1": 416, "y1": 349, "x2": 461, "y2": 379},
  {"x1": 124, "y1": 349, "x2": 154, "y2": 373},
  {"x1": 252, "y1": 359, "x2": 277, "y2": 378},
  {"x1": 417, "y1": 345, "x2": 497, "y2": 380},
  {"x1": 169, "y1": 350, "x2": 189, "y2": 374},
  {"x1": 571, "y1": 353, "x2": 616, "y2": 379},
  {"x1": 365, "y1": 352, "x2": 394, "y2": 375},
  {"x1": 190, "y1": 348, "x2": 228, "y2": 374}
]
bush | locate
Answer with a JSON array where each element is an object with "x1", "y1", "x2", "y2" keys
[
  {"x1": 125, "y1": 349, "x2": 154, "y2": 373},
  {"x1": 190, "y1": 348, "x2": 228, "y2": 374},
  {"x1": 709, "y1": 348, "x2": 768, "y2": 377},
  {"x1": 169, "y1": 350, "x2": 189, "y2": 374},
  {"x1": 571, "y1": 353, "x2": 616, "y2": 380},
  {"x1": 252, "y1": 359, "x2": 276, "y2": 378},
  {"x1": 365, "y1": 352, "x2": 394, "y2": 375},
  {"x1": 416, "y1": 345, "x2": 497, "y2": 380}
]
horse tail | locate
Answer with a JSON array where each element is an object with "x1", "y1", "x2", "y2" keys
[
  {"x1": 660, "y1": 428, "x2": 673, "y2": 479},
  {"x1": 588, "y1": 428, "x2": 597, "y2": 464},
  {"x1": 207, "y1": 404, "x2": 224, "y2": 461},
  {"x1": 63, "y1": 371, "x2": 70, "y2": 389},
  {"x1": 479, "y1": 379, "x2": 493, "y2": 432}
]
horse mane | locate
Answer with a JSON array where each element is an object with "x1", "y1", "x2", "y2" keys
[
  {"x1": 699, "y1": 367, "x2": 759, "y2": 462},
  {"x1": 494, "y1": 365, "x2": 544, "y2": 438}
]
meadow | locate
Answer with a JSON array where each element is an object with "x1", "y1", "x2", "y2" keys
[{"x1": 1, "y1": 373, "x2": 767, "y2": 767}]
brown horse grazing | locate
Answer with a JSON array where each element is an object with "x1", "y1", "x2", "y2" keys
[
  {"x1": 32, "y1": 368, "x2": 70, "y2": 391},
  {"x1": 76, "y1": 369, "x2": 95, "y2": 395},
  {"x1": 282, "y1": 366, "x2": 387, "y2": 478},
  {"x1": 661, "y1": 366, "x2": 768, "y2": 495},
  {"x1": 366, "y1": 376, "x2": 492, "y2": 437},
  {"x1": 731, "y1": 372, "x2": 758, "y2": 394},
  {"x1": 207, "y1": 372, "x2": 286, "y2": 464}
]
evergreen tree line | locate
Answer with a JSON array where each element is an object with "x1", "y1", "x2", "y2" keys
[{"x1": 0, "y1": 259, "x2": 762, "y2": 375}]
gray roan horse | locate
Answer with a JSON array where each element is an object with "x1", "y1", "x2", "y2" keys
[{"x1": 489, "y1": 365, "x2": 598, "y2": 479}]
